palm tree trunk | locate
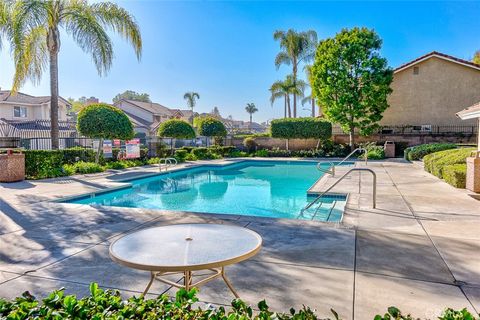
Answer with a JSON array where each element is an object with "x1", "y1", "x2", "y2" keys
[
  {"x1": 284, "y1": 96, "x2": 287, "y2": 118},
  {"x1": 49, "y1": 49, "x2": 60, "y2": 150},
  {"x1": 249, "y1": 114, "x2": 252, "y2": 129},
  {"x1": 311, "y1": 98, "x2": 315, "y2": 117},
  {"x1": 287, "y1": 95, "x2": 291, "y2": 118},
  {"x1": 293, "y1": 93, "x2": 297, "y2": 118}
]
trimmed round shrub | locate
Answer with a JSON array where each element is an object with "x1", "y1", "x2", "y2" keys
[
  {"x1": 77, "y1": 104, "x2": 134, "y2": 140},
  {"x1": 443, "y1": 164, "x2": 467, "y2": 188},
  {"x1": 404, "y1": 143, "x2": 457, "y2": 161},
  {"x1": 197, "y1": 117, "x2": 227, "y2": 139},
  {"x1": 157, "y1": 119, "x2": 196, "y2": 139},
  {"x1": 243, "y1": 137, "x2": 257, "y2": 152},
  {"x1": 423, "y1": 147, "x2": 475, "y2": 178},
  {"x1": 270, "y1": 117, "x2": 332, "y2": 140}
]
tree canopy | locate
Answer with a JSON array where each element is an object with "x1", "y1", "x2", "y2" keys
[
  {"x1": 311, "y1": 27, "x2": 393, "y2": 148},
  {"x1": 77, "y1": 104, "x2": 134, "y2": 140},
  {"x1": 157, "y1": 119, "x2": 196, "y2": 139},
  {"x1": 113, "y1": 90, "x2": 150, "y2": 103},
  {"x1": 473, "y1": 50, "x2": 480, "y2": 65},
  {"x1": 197, "y1": 117, "x2": 227, "y2": 137}
]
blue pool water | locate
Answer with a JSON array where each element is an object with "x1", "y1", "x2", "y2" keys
[{"x1": 66, "y1": 160, "x2": 347, "y2": 222}]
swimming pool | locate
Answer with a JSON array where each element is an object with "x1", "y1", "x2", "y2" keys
[{"x1": 65, "y1": 160, "x2": 347, "y2": 222}]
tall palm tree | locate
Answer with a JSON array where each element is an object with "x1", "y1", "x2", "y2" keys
[
  {"x1": 245, "y1": 102, "x2": 258, "y2": 130},
  {"x1": 183, "y1": 91, "x2": 200, "y2": 124},
  {"x1": 8, "y1": 0, "x2": 142, "y2": 149},
  {"x1": 0, "y1": 2, "x2": 7, "y2": 51},
  {"x1": 302, "y1": 65, "x2": 316, "y2": 117},
  {"x1": 273, "y1": 29, "x2": 317, "y2": 118}
]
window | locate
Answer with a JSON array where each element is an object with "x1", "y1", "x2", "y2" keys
[
  {"x1": 413, "y1": 66, "x2": 419, "y2": 75},
  {"x1": 13, "y1": 106, "x2": 27, "y2": 118}
]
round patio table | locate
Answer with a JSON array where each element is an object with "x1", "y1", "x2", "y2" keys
[{"x1": 109, "y1": 224, "x2": 262, "y2": 297}]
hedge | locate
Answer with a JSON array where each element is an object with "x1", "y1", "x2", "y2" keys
[
  {"x1": 423, "y1": 148, "x2": 475, "y2": 178},
  {"x1": 0, "y1": 284, "x2": 476, "y2": 320},
  {"x1": 24, "y1": 150, "x2": 65, "y2": 179},
  {"x1": 404, "y1": 143, "x2": 457, "y2": 161},
  {"x1": 270, "y1": 117, "x2": 332, "y2": 140},
  {"x1": 443, "y1": 164, "x2": 467, "y2": 188}
]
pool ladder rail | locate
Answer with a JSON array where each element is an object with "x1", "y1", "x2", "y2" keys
[
  {"x1": 159, "y1": 157, "x2": 178, "y2": 172},
  {"x1": 317, "y1": 147, "x2": 368, "y2": 177},
  {"x1": 301, "y1": 167, "x2": 377, "y2": 218}
]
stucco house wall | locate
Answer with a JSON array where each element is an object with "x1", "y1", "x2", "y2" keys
[{"x1": 382, "y1": 56, "x2": 480, "y2": 127}]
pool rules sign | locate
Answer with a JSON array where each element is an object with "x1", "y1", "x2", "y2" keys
[{"x1": 125, "y1": 139, "x2": 140, "y2": 159}]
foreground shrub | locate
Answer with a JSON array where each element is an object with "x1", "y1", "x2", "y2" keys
[
  {"x1": 405, "y1": 143, "x2": 457, "y2": 161},
  {"x1": 244, "y1": 137, "x2": 257, "y2": 152},
  {"x1": 442, "y1": 164, "x2": 467, "y2": 188},
  {"x1": 270, "y1": 117, "x2": 332, "y2": 140},
  {"x1": 63, "y1": 161, "x2": 105, "y2": 174},
  {"x1": 24, "y1": 150, "x2": 65, "y2": 179},
  {"x1": 196, "y1": 116, "x2": 227, "y2": 145},
  {"x1": 359, "y1": 142, "x2": 385, "y2": 160},
  {"x1": 0, "y1": 283, "x2": 476, "y2": 320}
]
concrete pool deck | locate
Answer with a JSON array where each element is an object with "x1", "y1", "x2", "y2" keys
[{"x1": 0, "y1": 159, "x2": 479, "y2": 319}]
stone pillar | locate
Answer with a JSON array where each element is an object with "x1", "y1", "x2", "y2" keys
[
  {"x1": 466, "y1": 152, "x2": 480, "y2": 193},
  {"x1": 0, "y1": 153, "x2": 25, "y2": 182}
]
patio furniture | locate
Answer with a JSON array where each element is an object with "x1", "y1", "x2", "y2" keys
[{"x1": 109, "y1": 223, "x2": 262, "y2": 297}]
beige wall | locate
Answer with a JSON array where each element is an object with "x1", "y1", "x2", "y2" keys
[
  {"x1": 382, "y1": 57, "x2": 480, "y2": 127},
  {"x1": 0, "y1": 102, "x2": 67, "y2": 121},
  {"x1": 115, "y1": 100, "x2": 154, "y2": 123}
]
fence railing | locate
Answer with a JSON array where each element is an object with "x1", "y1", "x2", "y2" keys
[{"x1": 332, "y1": 125, "x2": 478, "y2": 135}]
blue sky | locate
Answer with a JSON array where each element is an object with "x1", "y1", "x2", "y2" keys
[{"x1": 1, "y1": 1, "x2": 479, "y2": 122}]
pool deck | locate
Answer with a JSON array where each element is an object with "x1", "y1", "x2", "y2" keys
[{"x1": 0, "y1": 158, "x2": 479, "y2": 319}]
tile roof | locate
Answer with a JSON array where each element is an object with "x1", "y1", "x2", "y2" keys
[
  {"x1": 0, "y1": 90, "x2": 70, "y2": 105},
  {"x1": 0, "y1": 118, "x2": 77, "y2": 131},
  {"x1": 394, "y1": 51, "x2": 480, "y2": 73},
  {"x1": 122, "y1": 99, "x2": 173, "y2": 116}
]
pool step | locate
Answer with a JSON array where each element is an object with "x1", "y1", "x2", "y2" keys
[{"x1": 299, "y1": 196, "x2": 346, "y2": 222}]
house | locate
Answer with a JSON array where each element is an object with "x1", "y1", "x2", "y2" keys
[
  {"x1": 0, "y1": 90, "x2": 70, "y2": 122},
  {"x1": 381, "y1": 51, "x2": 480, "y2": 133},
  {"x1": 113, "y1": 99, "x2": 194, "y2": 135}
]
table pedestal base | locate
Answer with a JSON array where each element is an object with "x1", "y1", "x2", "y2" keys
[{"x1": 143, "y1": 267, "x2": 239, "y2": 298}]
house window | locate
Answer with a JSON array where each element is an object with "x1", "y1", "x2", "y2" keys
[
  {"x1": 413, "y1": 66, "x2": 419, "y2": 75},
  {"x1": 13, "y1": 106, "x2": 27, "y2": 118}
]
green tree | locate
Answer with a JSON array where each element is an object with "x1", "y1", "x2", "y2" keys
[
  {"x1": 183, "y1": 92, "x2": 200, "y2": 124},
  {"x1": 311, "y1": 27, "x2": 393, "y2": 149},
  {"x1": 8, "y1": 1, "x2": 142, "y2": 149},
  {"x1": 197, "y1": 116, "x2": 227, "y2": 146},
  {"x1": 157, "y1": 119, "x2": 196, "y2": 154},
  {"x1": 113, "y1": 90, "x2": 150, "y2": 104},
  {"x1": 245, "y1": 103, "x2": 258, "y2": 129},
  {"x1": 77, "y1": 103, "x2": 134, "y2": 163},
  {"x1": 273, "y1": 29, "x2": 317, "y2": 118},
  {"x1": 473, "y1": 50, "x2": 480, "y2": 65}
]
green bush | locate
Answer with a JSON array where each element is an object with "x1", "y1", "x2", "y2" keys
[
  {"x1": 157, "y1": 119, "x2": 196, "y2": 139},
  {"x1": 359, "y1": 142, "x2": 385, "y2": 160},
  {"x1": 184, "y1": 153, "x2": 198, "y2": 161},
  {"x1": 254, "y1": 149, "x2": 269, "y2": 157},
  {"x1": 424, "y1": 148, "x2": 475, "y2": 178},
  {"x1": 62, "y1": 147, "x2": 96, "y2": 164},
  {"x1": 0, "y1": 283, "x2": 476, "y2": 320},
  {"x1": 227, "y1": 150, "x2": 249, "y2": 158},
  {"x1": 63, "y1": 161, "x2": 105, "y2": 174},
  {"x1": 196, "y1": 116, "x2": 227, "y2": 141},
  {"x1": 103, "y1": 161, "x2": 128, "y2": 170},
  {"x1": 243, "y1": 137, "x2": 257, "y2": 152},
  {"x1": 24, "y1": 150, "x2": 65, "y2": 179},
  {"x1": 404, "y1": 143, "x2": 457, "y2": 161},
  {"x1": 174, "y1": 149, "x2": 189, "y2": 160},
  {"x1": 270, "y1": 117, "x2": 332, "y2": 140},
  {"x1": 443, "y1": 164, "x2": 467, "y2": 188}
]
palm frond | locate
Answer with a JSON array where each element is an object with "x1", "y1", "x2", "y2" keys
[
  {"x1": 301, "y1": 95, "x2": 312, "y2": 106},
  {"x1": 62, "y1": 2, "x2": 114, "y2": 76},
  {"x1": 275, "y1": 51, "x2": 291, "y2": 69},
  {"x1": 89, "y1": 1, "x2": 142, "y2": 59}
]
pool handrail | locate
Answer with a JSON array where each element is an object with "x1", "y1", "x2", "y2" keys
[
  {"x1": 316, "y1": 147, "x2": 367, "y2": 177},
  {"x1": 159, "y1": 157, "x2": 178, "y2": 171},
  {"x1": 303, "y1": 168, "x2": 376, "y2": 211}
]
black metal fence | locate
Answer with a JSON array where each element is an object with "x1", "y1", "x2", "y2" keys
[{"x1": 331, "y1": 125, "x2": 478, "y2": 135}]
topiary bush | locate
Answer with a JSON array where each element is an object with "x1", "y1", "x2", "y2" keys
[
  {"x1": 196, "y1": 117, "x2": 227, "y2": 145},
  {"x1": 243, "y1": 137, "x2": 257, "y2": 152},
  {"x1": 443, "y1": 164, "x2": 467, "y2": 188},
  {"x1": 157, "y1": 119, "x2": 196, "y2": 154},
  {"x1": 77, "y1": 104, "x2": 134, "y2": 141},
  {"x1": 270, "y1": 117, "x2": 332, "y2": 140},
  {"x1": 424, "y1": 148, "x2": 475, "y2": 179},
  {"x1": 404, "y1": 143, "x2": 457, "y2": 161}
]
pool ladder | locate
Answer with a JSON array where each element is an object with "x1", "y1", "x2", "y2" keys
[
  {"x1": 301, "y1": 168, "x2": 377, "y2": 219},
  {"x1": 159, "y1": 157, "x2": 178, "y2": 172},
  {"x1": 317, "y1": 147, "x2": 367, "y2": 177}
]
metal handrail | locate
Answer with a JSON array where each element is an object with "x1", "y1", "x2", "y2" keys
[
  {"x1": 316, "y1": 147, "x2": 368, "y2": 177},
  {"x1": 159, "y1": 157, "x2": 178, "y2": 171},
  {"x1": 303, "y1": 168, "x2": 377, "y2": 211}
]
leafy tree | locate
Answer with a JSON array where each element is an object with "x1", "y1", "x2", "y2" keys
[
  {"x1": 273, "y1": 29, "x2": 317, "y2": 118},
  {"x1": 473, "y1": 50, "x2": 480, "y2": 65},
  {"x1": 245, "y1": 103, "x2": 258, "y2": 129},
  {"x1": 77, "y1": 103, "x2": 134, "y2": 163},
  {"x1": 183, "y1": 92, "x2": 200, "y2": 124},
  {"x1": 7, "y1": 1, "x2": 142, "y2": 149},
  {"x1": 270, "y1": 117, "x2": 332, "y2": 151},
  {"x1": 197, "y1": 116, "x2": 227, "y2": 146},
  {"x1": 157, "y1": 119, "x2": 196, "y2": 153},
  {"x1": 113, "y1": 90, "x2": 150, "y2": 104},
  {"x1": 311, "y1": 27, "x2": 393, "y2": 149}
]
